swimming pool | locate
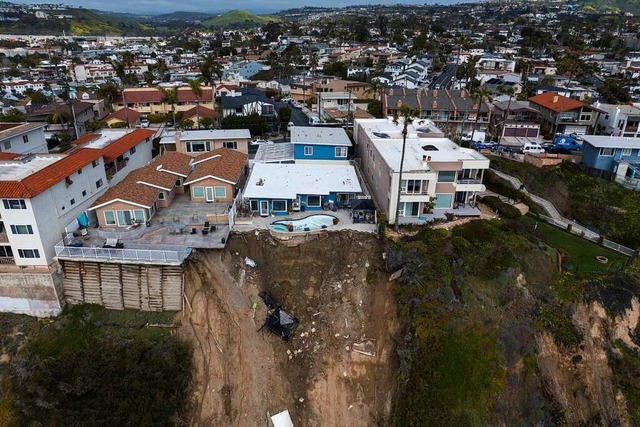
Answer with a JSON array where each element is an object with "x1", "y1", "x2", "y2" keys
[{"x1": 270, "y1": 214, "x2": 338, "y2": 232}]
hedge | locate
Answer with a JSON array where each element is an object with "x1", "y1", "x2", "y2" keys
[{"x1": 481, "y1": 196, "x2": 522, "y2": 219}]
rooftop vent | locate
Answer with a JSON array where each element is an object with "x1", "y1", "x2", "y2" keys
[
  {"x1": 256, "y1": 178, "x2": 265, "y2": 186},
  {"x1": 422, "y1": 145, "x2": 439, "y2": 151},
  {"x1": 373, "y1": 132, "x2": 390, "y2": 139}
]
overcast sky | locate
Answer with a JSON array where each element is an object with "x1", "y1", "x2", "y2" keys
[{"x1": 11, "y1": 0, "x2": 467, "y2": 14}]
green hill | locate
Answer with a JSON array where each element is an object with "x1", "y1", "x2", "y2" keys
[
  {"x1": 155, "y1": 11, "x2": 214, "y2": 21},
  {"x1": 200, "y1": 10, "x2": 281, "y2": 28},
  {"x1": 578, "y1": 0, "x2": 639, "y2": 14}
]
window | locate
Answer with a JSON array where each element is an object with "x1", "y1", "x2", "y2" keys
[
  {"x1": 223, "y1": 141, "x2": 237, "y2": 149},
  {"x1": 77, "y1": 168, "x2": 82, "y2": 175},
  {"x1": 186, "y1": 141, "x2": 210, "y2": 153},
  {"x1": 92, "y1": 159, "x2": 99, "y2": 167},
  {"x1": 82, "y1": 190, "x2": 87, "y2": 197},
  {"x1": 622, "y1": 148, "x2": 632, "y2": 156},
  {"x1": 307, "y1": 195, "x2": 321, "y2": 207},
  {"x1": 3, "y1": 199, "x2": 26, "y2": 210},
  {"x1": 158, "y1": 192, "x2": 165, "y2": 200},
  {"x1": 116, "y1": 210, "x2": 133, "y2": 226},
  {"x1": 401, "y1": 179, "x2": 423, "y2": 194},
  {"x1": 600, "y1": 148, "x2": 614, "y2": 156},
  {"x1": 3, "y1": 141, "x2": 11, "y2": 150},
  {"x1": 96, "y1": 179, "x2": 103, "y2": 188},
  {"x1": 175, "y1": 179, "x2": 181, "y2": 186},
  {"x1": 272, "y1": 200, "x2": 287, "y2": 211},
  {"x1": 335, "y1": 147, "x2": 348, "y2": 157},
  {"x1": 304, "y1": 146, "x2": 313, "y2": 156},
  {"x1": 214, "y1": 187, "x2": 227, "y2": 198},
  {"x1": 250, "y1": 200, "x2": 258, "y2": 211},
  {"x1": 192, "y1": 186, "x2": 205, "y2": 198},
  {"x1": 104, "y1": 211, "x2": 116, "y2": 225},
  {"x1": 129, "y1": 146, "x2": 136, "y2": 155},
  {"x1": 23, "y1": 135, "x2": 29, "y2": 143},
  {"x1": 437, "y1": 171, "x2": 456, "y2": 182},
  {"x1": 434, "y1": 194, "x2": 453, "y2": 209},
  {"x1": 10, "y1": 225, "x2": 33, "y2": 234},
  {"x1": 0, "y1": 245, "x2": 13, "y2": 258},
  {"x1": 133, "y1": 210, "x2": 145, "y2": 222},
  {"x1": 70, "y1": 198, "x2": 75, "y2": 205},
  {"x1": 18, "y1": 249, "x2": 40, "y2": 259},
  {"x1": 580, "y1": 113, "x2": 591, "y2": 122}
]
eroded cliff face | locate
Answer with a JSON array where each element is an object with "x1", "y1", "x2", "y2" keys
[{"x1": 536, "y1": 298, "x2": 640, "y2": 427}]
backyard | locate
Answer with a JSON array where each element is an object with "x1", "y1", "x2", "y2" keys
[{"x1": 520, "y1": 215, "x2": 628, "y2": 270}]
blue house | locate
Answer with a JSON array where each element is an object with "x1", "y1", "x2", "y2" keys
[
  {"x1": 290, "y1": 126, "x2": 352, "y2": 163},
  {"x1": 582, "y1": 135, "x2": 640, "y2": 180},
  {"x1": 243, "y1": 127, "x2": 362, "y2": 215}
]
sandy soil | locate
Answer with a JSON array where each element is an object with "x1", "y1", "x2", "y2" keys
[{"x1": 177, "y1": 231, "x2": 399, "y2": 426}]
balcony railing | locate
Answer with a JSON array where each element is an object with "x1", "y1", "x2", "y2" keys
[
  {"x1": 55, "y1": 241, "x2": 184, "y2": 264},
  {"x1": 0, "y1": 257, "x2": 16, "y2": 265},
  {"x1": 457, "y1": 178, "x2": 482, "y2": 185}
]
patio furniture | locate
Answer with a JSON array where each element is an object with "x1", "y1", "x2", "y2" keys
[
  {"x1": 211, "y1": 225, "x2": 216, "y2": 231},
  {"x1": 202, "y1": 228, "x2": 209, "y2": 235},
  {"x1": 103, "y1": 238, "x2": 123, "y2": 249},
  {"x1": 204, "y1": 221, "x2": 210, "y2": 228},
  {"x1": 191, "y1": 228, "x2": 197, "y2": 235}
]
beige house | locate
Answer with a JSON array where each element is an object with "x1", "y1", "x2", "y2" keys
[
  {"x1": 159, "y1": 129, "x2": 251, "y2": 156},
  {"x1": 183, "y1": 148, "x2": 248, "y2": 204},
  {"x1": 89, "y1": 152, "x2": 192, "y2": 228},
  {"x1": 112, "y1": 87, "x2": 214, "y2": 116}
]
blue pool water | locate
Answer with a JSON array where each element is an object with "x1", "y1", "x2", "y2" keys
[{"x1": 270, "y1": 214, "x2": 337, "y2": 232}]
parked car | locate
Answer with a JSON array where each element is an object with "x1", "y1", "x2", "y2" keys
[
  {"x1": 493, "y1": 145, "x2": 513, "y2": 154},
  {"x1": 472, "y1": 141, "x2": 497, "y2": 151},
  {"x1": 140, "y1": 119, "x2": 150, "y2": 128},
  {"x1": 521, "y1": 143, "x2": 545, "y2": 154},
  {"x1": 569, "y1": 133, "x2": 584, "y2": 141},
  {"x1": 553, "y1": 135, "x2": 583, "y2": 151},
  {"x1": 165, "y1": 120, "x2": 174, "y2": 128},
  {"x1": 281, "y1": 97, "x2": 292, "y2": 103},
  {"x1": 291, "y1": 102, "x2": 303, "y2": 109},
  {"x1": 546, "y1": 147, "x2": 573, "y2": 155}
]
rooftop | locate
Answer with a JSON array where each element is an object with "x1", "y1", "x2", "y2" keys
[
  {"x1": 243, "y1": 163, "x2": 362, "y2": 200},
  {"x1": 254, "y1": 143, "x2": 295, "y2": 163},
  {"x1": 582, "y1": 135, "x2": 640, "y2": 149},
  {"x1": 528, "y1": 92, "x2": 586, "y2": 113},
  {"x1": 161, "y1": 129, "x2": 251, "y2": 144},
  {"x1": 0, "y1": 122, "x2": 45, "y2": 141},
  {"x1": 0, "y1": 154, "x2": 62, "y2": 181},
  {"x1": 290, "y1": 126, "x2": 352, "y2": 147}
]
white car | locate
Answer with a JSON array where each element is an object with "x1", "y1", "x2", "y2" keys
[
  {"x1": 287, "y1": 121, "x2": 295, "y2": 132},
  {"x1": 281, "y1": 97, "x2": 292, "y2": 103},
  {"x1": 140, "y1": 119, "x2": 150, "y2": 128},
  {"x1": 292, "y1": 102, "x2": 303, "y2": 109},
  {"x1": 250, "y1": 139, "x2": 273, "y2": 146}
]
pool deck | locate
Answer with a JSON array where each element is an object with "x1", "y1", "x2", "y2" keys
[{"x1": 233, "y1": 210, "x2": 378, "y2": 233}]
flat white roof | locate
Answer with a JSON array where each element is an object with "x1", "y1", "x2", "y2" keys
[
  {"x1": 582, "y1": 135, "x2": 640, "y2": 149},
  {"x1": 290, "y1": 126, "x2": 351, "y2": 147},
  {"x1": 0, "y1": 154, "x2": 63, "y2": 180},
  {"x1": 244, "y1": 163, "x2": 362, "y2": 199},
  {"x1": 80, "y1": 129, "x2": 130, "y2": 149},
  {"x1": 173, "y1": 129, "x2": 251, "y2": 141}
]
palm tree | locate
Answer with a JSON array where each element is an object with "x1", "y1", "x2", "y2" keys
[
  {"x1": 392, "y1": 105, "x2": 416, "y2": 232},
  {"x1": 188, "y1": 78, "x2": 203, "y2": 129},
  {"x1": 470, "y1": 86, "x2": 492, "y2": 143},
  {"x1": 496, "y1": 85, "x2": 515, "y2": 149},
  {"x1": 111, "y1": 59, "x2": 130, "y2": 127},
  {"x1": 159, "y1": 87, "x2": 178, "y2": 127},
  {"x1": 155, "y1": 57, "x2": 167, "y2": 81},
  {"x1": 199, "y1": 54, "x2": 223, "y2": 125}
]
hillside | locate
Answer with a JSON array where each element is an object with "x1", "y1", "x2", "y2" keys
[
  {"x1": 154, "y1": 11, "x2": 215, "y2": 21},
  {"x1": 0, "y1": 6, "x2": 152, "y2": 36},
  {"x1": 200, "y1": 9, "x2": 281, "y2": 28},
  {"x1": 578, "y1": 0, "x2": 640, "y2": 13}
]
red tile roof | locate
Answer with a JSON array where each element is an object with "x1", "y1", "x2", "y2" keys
[
  {"x1": 114, "y1": 87, "x2": 213, "y2": 104},
  {"x1": 0, "y1": 153, "x2": 20, "y2": 160},
  {"x1": 101, "y1": 129, "x2": 155, "y2": 162},
  {"x1": 184, "y1": 148, "x2": 247, "y2": 185},
  {"x1": 181, "y1": 105, "x2": 215, "y2": 121},
  {"x1": 0, "y1": 149, "x2": 104, "y2": 198},
  {"x1": 105, "y1": 108, "x2": 141, "y2": 124},
  {"x1": 71, "y1": 133, "x2": 99, "y2": 146},
  {"x1": 528, "y1": 92, "x2": 585, "y2": 113}
]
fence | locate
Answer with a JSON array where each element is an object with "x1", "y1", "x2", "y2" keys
[
  {"x1": 536, "y1": 214, "x2": 636, "y2": 258},
  {"x1": 55, "y1": 241, "x2": 184, "y2": 264}
]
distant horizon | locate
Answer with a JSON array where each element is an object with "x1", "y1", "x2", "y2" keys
[{"x1": 6, "y1": 0, "x2": 477, "y2": 15}]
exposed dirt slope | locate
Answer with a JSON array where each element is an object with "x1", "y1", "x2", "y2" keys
[{"x1": 178, "y1": 231, "x2": 398, "y2": 426}]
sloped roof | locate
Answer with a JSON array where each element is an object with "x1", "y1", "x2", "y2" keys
[
  {"x1": 105, "y1": 108, "x2": 141, "y2": 124},
  {"x1": 181, "y1": 105, "x2": 215, "y2": 121},
  {"x1": 0, "y1": 149, "x2": 103, "y2": 198},
  {"x1": 113, "y1": 87, "x2": 213, "y2": 104},
  {"x1": 528, "y1": 92, "x2": 585, "y2": 112},
  {"x1": 149, "y1": 151, "x2": 192, "y2": 177},
  {"x1": 101, "y1": 128, "x2": 155, "y2": 162},
  {"x1": 184, "y1": 148, "x2": 247, "y2": 185}
]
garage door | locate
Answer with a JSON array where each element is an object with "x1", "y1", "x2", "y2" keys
[{"x1": 563, "y1": 125, "x2": 587, "y2": 134}]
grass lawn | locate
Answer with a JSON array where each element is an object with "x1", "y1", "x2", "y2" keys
[{"x1": 522, "y1": 216, "x2": 628, "y2": 270}]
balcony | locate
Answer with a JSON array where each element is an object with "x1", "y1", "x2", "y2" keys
[
  {"x1": 55, "y1": 241, "x2": 186, "y2": 265},
  {"x1": 0, "y1": 257, "x2": 15, "y2": 265}
]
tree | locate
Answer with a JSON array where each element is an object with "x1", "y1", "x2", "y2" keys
[
  {"x1": 178, "y1": 119, "x2": 194, "y2": 130},
  {"x1": 367, "y1": 99, "x2": 382, "y2": 118},
  {"x1": 111, "y1": 59, "x2": 132, "y2": 127},
  {"x1": 25, "y1": 89, "x2": 49, "y2": 104},
  {"x1": 159, "y1": 87, "x2": 179, "y2": 126},
  {"x1": 495, "y1": 85, "x2": 515, "y2": 148},
  {"x1": 188, "y1": 78, "x2": 203, "y2": 128},
  {"x1": 598, "y1": 78, "x2": 631, "y2": 104},
  {"x1": 199, "y1": 54, "x2": 223, "y2": 125},
  {"x1": 470, "y1": 86, "x2": 492, "y2": 143},
  {"x1": 0, "y1": 108, "x2": 26, "y2": 122},
  {"x1": 278, "y1": 106, "x2": 291, "y2": 129},
  {"x1": 143, "y1": 70, "x2": 155, "y2": 87},
  {"x1": 199, "y1": 117, "x2": 214, "y2": 130},
  {"x1": 392, "y1": 106, "x2": 417, "y2": 231},
  {"x1": 96, "y1": 82, "x2": 119, "y2": 111}
]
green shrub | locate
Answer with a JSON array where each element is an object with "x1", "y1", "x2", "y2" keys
[
  {"x1": 481, "y1": 196, "x2": 522, "y2": 219},
  {"x1": 147, "y1": 113, "x2": 165, "y2": 124}
]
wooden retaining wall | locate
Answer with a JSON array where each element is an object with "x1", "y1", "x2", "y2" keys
[{"x1": 60, "y1": 260, "x2": 183, "y2": 311}]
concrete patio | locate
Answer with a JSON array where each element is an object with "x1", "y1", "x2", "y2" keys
[
  {"x1": 397, "y1": 206, "x2": 482, "y2": 225},
  {"x1": 233, "y1": 209, "x2": 378, "y2": 233}
]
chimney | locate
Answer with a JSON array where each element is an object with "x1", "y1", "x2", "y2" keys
[
  {"x1": 461, "y1": 90, "x2": 466, "y2": 98},
  {"x1": 422, "y1": 155, "x2": 427, "y2": 161},
  {"x1": 389, "y1": 88, "x2": 394, "y2": 96},
  {"x1": 427, "y1": 156, "x2": 432, "y2": 161},
  {"x1": 433, "y1": 90, "x2": 438, "y2": 97},
  {"x1": 553, "y1": 95, "x2": 559, "y2": 103},
  {"x1": 432, "y1": 100, "x2": 438, "y2": 109},
  {"x1": 175, "y1": 130, "x2": 181, "y2": 145},
  {"x1": 396, "y1": 100, "x2": 403, "y2": 108}
]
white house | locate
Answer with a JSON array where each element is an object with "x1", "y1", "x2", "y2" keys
[
  {"x1": 594, "y1": 103, "x2": 640, "y2": 138},
  {"x1": 0, "y1": 122, "x2": 48, "y2": 154}
]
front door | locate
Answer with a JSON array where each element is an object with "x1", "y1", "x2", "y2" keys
[
  {"x1": 259, "y1": 200, "x2": 269, "y2": 216},
  {"x1": 205, "y1": 187, "x2": 214, "y2": 203}
]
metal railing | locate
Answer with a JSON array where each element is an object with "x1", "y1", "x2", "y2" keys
[
  {"x1": 0, "y1": 257, "x2": 16, "y2": 265},
  {"x1": 456, "y1": 178, "x2": 482, "y2": 185},
  {"x1": 54, "y1": 241, "x2": 183, "y2": 263}
]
